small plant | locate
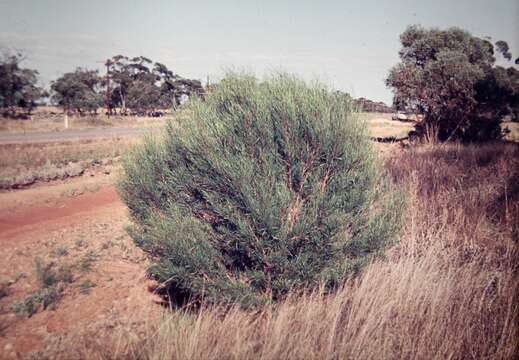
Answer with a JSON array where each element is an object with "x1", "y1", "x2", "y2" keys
[
  {"x1": 78, "y1": 280, "x2": 96, "y2": 294},
  {"x1": 34, "y1": 257, "x2": 58, "y2": 288},
  {"x1": 75, "y1": 237, "x2": 86, "y2": 249},
  {"x1": 78, "y1": 250, "x2": 98, "y2": 272},
  {"x1": 52, "y1": 245, "x2": 69, "y2": 257},
  {"x1": 9, "y1": 285, "x2": 64, "y2": 317},
  {"x1": 12, "y1": 272, "x2": 26, "y2": 283},
  {"x1": 102, "y1": 240, "x2": 114, "y2": 250},
  {"x1": 8, "y1": 258, "x2": 74, "y2": 317},
  {"x1": 56, "y1": 265, "x2": 74, "y2": 284}
]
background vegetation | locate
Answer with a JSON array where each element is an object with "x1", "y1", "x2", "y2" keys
[{"x1": 387, "y1": 25, "x2": 519, "y2": 142}]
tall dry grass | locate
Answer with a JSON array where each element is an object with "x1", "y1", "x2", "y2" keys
[{"x1": 35, "y1": 143, "x2": 519, "y2": 360}]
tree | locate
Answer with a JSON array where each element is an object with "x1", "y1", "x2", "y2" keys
[
  {"x1": 0, "y1": 52, "x2": 46, "y2": 117},
  {"x1": 104, "y1": 55, "x2": 204, "y2": 114},
  {"x1": 50, "y1": 68, "x2": 102, "y2": 115},
  {"x1": 118, "y1": 72, "x2": 402, "y2": 308},
  {"x1": 126, "y1": 79, "x2": 161, "y2": 115},
  {"x1": 105, "y1": 55, "x2": 152, "y2": 115},
  {"x1": 495, "y1": 40, "x2": 512, "y2": 61},
  {"x1": 167, "y1": 78, "x2": 204, "y2": 106},
  {"x1": 353, "y1": 97, "x2": 394, "y2": 113},
  {"x1": 387, "y1": 25, "x2": 518, "y2": 141}
]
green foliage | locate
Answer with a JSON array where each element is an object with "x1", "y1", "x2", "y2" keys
[
  {"x1": 50, "y1": 68, "x2": 103, "y2": 115},
  {"x1": 78, "y1": 280, "x2": 96, "y2": 294},
  {"x1": 105, "y1": 55, "x2": 203, "y2": 115},
  {"x1": 9, "y1": 285, "x2": 63, "y2": 317},
  {"x1": 126, "y1": 79, "x2": 162, "y2": 115},
  {"x1": 119, "y1": 72, "x2": 402, "y2": 307},
  {"x1": 78, "y1": 250, "x2": 98, "y2": 272},
  {"x1": 0, "y1": 52, "x2": 47, "y2": 117},
  {"x1": 387, "y1": 25, "x2": 519, "y2": 141},
  {"x1": 8, "y1": 258, "x2": 70, "y2": 317},
  {"x1": 34, "y1": 256, "x2": 58, "y2": 288},
  {"x1": 52, "y1": 245, "x2": 69, "y2": 257},
  {"x1": 495, "y1": 40, "x2": 512, "y2": 61}
]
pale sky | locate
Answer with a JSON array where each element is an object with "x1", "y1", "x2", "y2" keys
[{"x1": 0, "y1": 0, "x2": 518, "y2": 104}]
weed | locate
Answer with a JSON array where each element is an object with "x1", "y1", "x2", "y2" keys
[
  {"x1": 12, "y1": 272, "x2": 26, "y2": 283},
  {"x1": 9, "y1": 285, "x2": 64, "y2": 317},
  {"x1": 75, "y1": 237, "x2": 86, "y2": 249},
  {"x1": 52, "y1": 245, "x2": 69, "y2": 257},
  {"x1": 78, "y1": 250, "x2": 98, "y2": 272},
  {"x1": 101, "y1": 240, "x2": 114, "y2": 250},
  {"x1": 9, "y1": 258, "x2": 73, "y2": 317},
  {"x1": 78, "y1": 280, "x2": 96, "y2": 295},
  {"x1": 34, "y1": 257, "x2": 57, "y2": 288},
  {"x1": 56, "y1": 265, "x2": 74, "y2": 284}
]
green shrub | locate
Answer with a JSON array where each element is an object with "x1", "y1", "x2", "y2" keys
[
  {"x1": 34, "y1": 257, "x2": 58, "y2": 288},
  {"x1": 9, "y1": 285, "x2": 63, "y2": 317},
  {"x1": 78, "y1": 280, "x2": 97, "y2": 294},
  {"x1": 119, "y1": 72, "x2": 402, "y2": 307}
]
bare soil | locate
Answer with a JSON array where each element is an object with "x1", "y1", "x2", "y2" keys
[{"x1": 0, "y1": 176, "x2": 161, "y2": 359}]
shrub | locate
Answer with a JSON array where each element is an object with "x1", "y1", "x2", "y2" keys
[
  {"x1": 119, "y1": 72, "x2": 402, "y2": 307},
  {"x1": 9, "y1": 285, "x2": 64, "y2": 317}
]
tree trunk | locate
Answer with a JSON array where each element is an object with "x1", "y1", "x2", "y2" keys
[{"x1": 119, "y1": 87, "x2": 126, "y2": 115}]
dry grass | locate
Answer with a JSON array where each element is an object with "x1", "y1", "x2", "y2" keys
[
  {"x1": 0, "y1": 107, "x2": 187, "y2": 133},
  {"x1": 0, "y1": 137, "x2": 137, "y2": 169},
  {"x1": 0, "y1": 137, "x2": 138, "y2": 189},
  {"x1": 0, "y1": 161, "x2": 85, "y2": 189},
  {"x1": 0, "y1": 115, "x2": 162, "y2": 133},
  {"x1": 75, "y1": 143, "x2": 511, "y2": 360},
  {"x1": 359, "y1": 112, "x2": 414, "y2": 140}
]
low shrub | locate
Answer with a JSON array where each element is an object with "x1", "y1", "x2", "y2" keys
[
  {"x1": 119, "y1": 72, "x2": 402, "y2": 307},
  {"x1": 9, "y1": 285, "x2": 64, "y2": 317}
]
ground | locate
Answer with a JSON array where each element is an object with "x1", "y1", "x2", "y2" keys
[
  {"x1": 0, "y1": 173, "x2": 164, "y2": 358},
  {"x1": 0, "y1": 112, "x2": 516, "y2": 359}
]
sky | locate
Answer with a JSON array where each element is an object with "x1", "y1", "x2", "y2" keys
[{"x1": 0, "y1": 0, "x2": 518, "y2": 104}]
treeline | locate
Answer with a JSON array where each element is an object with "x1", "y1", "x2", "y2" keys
[
  {"x1": 332, "y1": 91, "x2": 394, "y2": 113},
  {"x1": 353, "y1": 98, "x2": 394, "y2": 113},
  {"x1": 0, "y1": 53, "x2": 204, "y2": 118}
]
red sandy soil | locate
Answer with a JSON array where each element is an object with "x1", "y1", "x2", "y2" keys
[{"x1": 0, "y1": 178, "x2": 161, "y2": 359}]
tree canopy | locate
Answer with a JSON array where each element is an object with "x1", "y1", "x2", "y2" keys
[
  {"x1": 387, "y1": 25, "x2": 519, "y2": 141},
  {"x1": 105, "y1": 55, "x2": 203, "y2": 115},
  {"x1": 50, "y1": 68, "x2": 103, "y2": 114},
  {"x1": 0, "y1": 52, "x2": 47, "y2": 117}
]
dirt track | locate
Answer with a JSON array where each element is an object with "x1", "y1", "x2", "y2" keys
[{"x1": 0, "y1": 186, "x2": 120, "y2": 241}]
